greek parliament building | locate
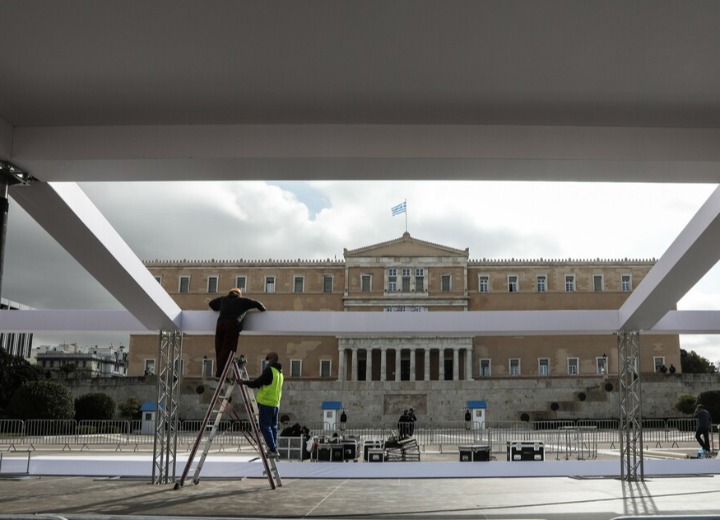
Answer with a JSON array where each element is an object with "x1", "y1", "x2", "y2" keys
[{"x1": 128, "y1": 233, "x2": 680, "y2": 399}]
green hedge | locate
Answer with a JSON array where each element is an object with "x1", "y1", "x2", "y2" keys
[
  {"x1": 7, "y1": 381, "x2": 74, "y2": 420},
  {"x1": 75, "y1": 393, "x2": 116, "y2": 421}
]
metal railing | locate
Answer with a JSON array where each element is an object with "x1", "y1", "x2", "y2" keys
[{"x1": 0, "y1": 417, "x2": 707, "y2": 458}]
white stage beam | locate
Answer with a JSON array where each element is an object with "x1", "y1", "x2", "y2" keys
[
  {"x1": 619, "y1": 185, "x2": 720, "y2": 331},
  {"x1": 0, "y1": 309, "x2": 619, "y2": 336},
  {"x1": 8, "y1": 182, "x2": 182, "y2": 331},
  {"x1": 0, "y1": 310, "x2": 146, "y2": 333},
  {"x1": 4, "y1": 309, "x2": 720, "y2": 336}
]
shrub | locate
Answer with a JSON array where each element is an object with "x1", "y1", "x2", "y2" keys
[
  {"x1": 674, "y1": 394, "x2": 697, "y2": 415},
  {"x1": 117, "y1": 397, "x2": 142, "y2": 421},
  {"x1": 75, "y1": 393, "x2": 116, "y2": 421},
  {"x1": 0, "y1": 349, "x2": 44, "y2": 417},
  {"x1": 7, "y1": 380, "x2": 74, "y2": 420}
]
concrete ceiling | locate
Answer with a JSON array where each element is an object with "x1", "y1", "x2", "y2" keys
[
  {"x1": 1, "y1": 1, "x2": 720, "y2": 335},
  {"x1": 2, "y1": 1, "x2": 720, "y2": 129}
]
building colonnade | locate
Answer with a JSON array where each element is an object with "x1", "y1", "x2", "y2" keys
[{"x1": 337, "y1": 337, "x2": 473, "y2": 382}]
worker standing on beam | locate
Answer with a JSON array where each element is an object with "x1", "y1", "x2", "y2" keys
[{"x1": 209, "y1": 288, "x2": 266, "y2": 377}]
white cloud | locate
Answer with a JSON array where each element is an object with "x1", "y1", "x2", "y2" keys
[{"x1": 4, "y1": 180, "x2": 719, "y2": 355}]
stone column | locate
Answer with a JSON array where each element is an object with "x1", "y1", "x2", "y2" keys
[
  {"x1": 409, "y1": 348, "x2": 416, "y2": 381},
  {"x1": 395, "y1": 348, "x2": 401, "y2": 381},
  {"x1": 465, "y1": 346, "x2": 473, "y2": 380},
  {"x1": 453, "y1": 347, "x2": 460, "y2": 381},
  {"x1": 337, "y1": 346, "x2": 345, "y2": 382},
  {"x1": 366, "y1": 347, "x2": 373, "y2": 381},
  {"x1": 351, "y1": 347, "x2": 358, "y2": 382},
  {"x1": 424, "y1": 347, "x2": 431, "y2": 381},
  {"x1": 438, "y1": 348, "x2": 445, "y2": 381},
  {"x1": 380, "y1": 347, "x2": 387, "y2": 381}
]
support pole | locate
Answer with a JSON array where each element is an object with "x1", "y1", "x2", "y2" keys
[
  {"x1": 152, "y1": 329, "x2": 183, "y2": 484},
  {"x1": 618, "y1": 330, "x2": 644, "y2": 481},
  {"x1": 0, "y1": 178, "x2": 9, "y2": 299},
  {"x1": 0, "y1": 161, "x2": 33, "y2": 300}
]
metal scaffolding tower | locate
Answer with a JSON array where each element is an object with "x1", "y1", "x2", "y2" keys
[
  {"x1": 618, "y1": 330, "x2": 644, "y2": 481},
  {"x1": 151, "y1": 330, "x2": 183, "y2": 484}
]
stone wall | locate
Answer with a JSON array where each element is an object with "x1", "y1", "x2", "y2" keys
[{"x1": 64, "y1": 373, "x2": 719, "y2": 427}]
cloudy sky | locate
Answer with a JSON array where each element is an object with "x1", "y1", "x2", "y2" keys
[{"x1": 4, "y1": 181, "x2": 720, "y2": 362}]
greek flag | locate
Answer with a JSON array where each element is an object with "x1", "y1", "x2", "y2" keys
[{"x1": 391, "y1": 201, "x2": 406, "y2": 216}]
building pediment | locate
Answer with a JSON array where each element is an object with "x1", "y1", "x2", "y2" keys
[{"x1": 344, "y1": 232, "x2": 468, "y2": 259}]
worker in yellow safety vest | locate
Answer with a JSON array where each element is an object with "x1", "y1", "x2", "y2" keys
[{"x1": 243, "y1": 352, "x2": 284, "y2": 458}]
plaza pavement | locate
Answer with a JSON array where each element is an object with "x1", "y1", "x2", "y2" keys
[{"x1": 2, "y1": 449, "x2": 720, "y2": 519}]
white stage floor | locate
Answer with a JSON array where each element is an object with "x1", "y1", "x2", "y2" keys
[{"x1": 2, "y1": 453, "x2": 719, "y2": 479}]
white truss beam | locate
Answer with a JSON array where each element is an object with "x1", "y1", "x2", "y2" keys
[
  {"x1": 620, "y1": 185, "x2": 720, "y2": 331},
  {"x1": 8, "y1": 182, "x2": 182, "y2": 331},
  {"x1": 1, "y1": 308, "x2": 718, "y2": 336}
]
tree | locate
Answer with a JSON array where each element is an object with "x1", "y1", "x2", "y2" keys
[
  {"x1": 674, "y1": 394, "x2": 697, "y2": 415},
  {"x1": 75, "y1": 392, "x2": 116, "y2": 421},
  {"x1": 0, "y1": 349, "x2": 44, "y2": 416},
  {"x1": 59, "y1": 362, "x2": 77, "y2": 380},
  {"x1": 680, "y1": 349, "x2": 716, "y2": 374},
  {"x1": 7, "y1": 380, "x2": 74, "y2": 420},
  {"x1": 696, "y1": 390, "x2": 720, "y2": 424},
  {"x1": 117, "y1": 397, "x2": 142, "y2": 421}
]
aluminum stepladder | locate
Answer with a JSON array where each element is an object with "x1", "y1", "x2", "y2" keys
[{"x1": 174, "y1": 351, "x2": 282, "y2": 490}]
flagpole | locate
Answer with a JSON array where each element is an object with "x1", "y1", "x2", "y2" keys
[{"x1": 404, "y1": 198, "x2": 408, "y2": 233}]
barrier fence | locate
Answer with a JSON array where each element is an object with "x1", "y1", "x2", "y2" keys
[{"x1": 0, "y1": 417, "x2": 709, "y2": 458}]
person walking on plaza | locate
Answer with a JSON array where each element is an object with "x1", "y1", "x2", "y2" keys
[
  {"x1": 340, "y1": 409, "x2": 347, "y2": 431},
  {"x1": 694, "y1": 404, "x2": 712, "y2": 457},
  {"x1": 208, "y1": 288, "x2": 266, "y2": 377},
  {"x1": 398, "y1": 410, "x2": 413, "y2": 439},
  {"x1": 243, "y1": 352, "x2": 284, "y2": 458},
  {"x1": 407, "y1": 407, "x2": 417, "y2": 436}
]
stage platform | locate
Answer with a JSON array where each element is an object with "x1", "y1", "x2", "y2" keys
[{"x1": 2, "y1": 452, "x2": 720, "y2": 479}]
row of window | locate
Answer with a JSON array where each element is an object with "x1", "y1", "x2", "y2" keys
[
  {"x1": 40, "y1": 359, "x2": 97, "y2": 369},
  {"x1": 144, "y1": 358, "x2": 334, "y2": 378},
  {"x1": 363, "y1": 272, "x2": 631, "y2": 294},
  {"x1": 479, "y1": 357, "x2": 609, "y2": 377},
  {"x1": 38, "y1": 359, "x2": 127, "y2": 376},
  {"x1": 167, "y1": 274, "x2": 335, "y2": 294},
  {"x1": 489, "y1": 273, "x2": 632, "y2": 293},
  {"x1": 144, "y1": 355, "x2": 670, "y2": 378},
  {"x1": 165, "y1": 271, "x2": 633, "y2": 294},
  {"x1": 387, "y1": 268, "x2": 426, "y2": 292},
  {"x1": 478, "y1": 355, "x2": 666, "y2": 376}
]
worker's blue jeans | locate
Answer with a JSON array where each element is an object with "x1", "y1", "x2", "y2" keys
[{"x1": 258, "y1": 403, "x2": 279, "y2": 452}]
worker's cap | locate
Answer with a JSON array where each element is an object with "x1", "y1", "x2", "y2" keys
[{"x1": 229, "y1": 288, "x2": 243, "y2": 297}]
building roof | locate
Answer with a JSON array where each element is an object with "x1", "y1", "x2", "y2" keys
[{"x1": 345, "y1": 232, "x2": 468, "y2": 258}]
